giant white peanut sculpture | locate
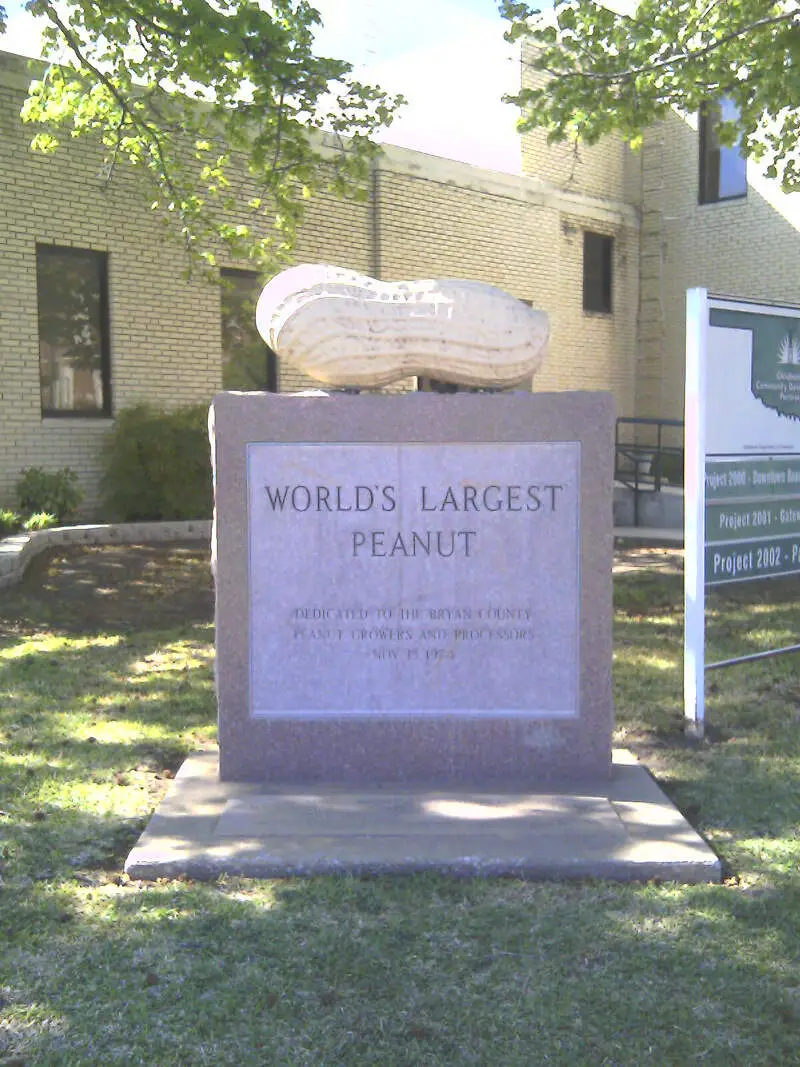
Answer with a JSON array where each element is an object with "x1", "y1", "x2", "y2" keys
[{"x1": 255, "y1": 264, "x2": 549, "y2": 389}]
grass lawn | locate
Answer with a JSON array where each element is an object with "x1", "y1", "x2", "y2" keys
[{"x1": 1, "y1": 543, "x2": 799, "y2": 1066}]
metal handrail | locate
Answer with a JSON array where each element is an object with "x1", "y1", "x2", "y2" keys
[{"x1": 615, "y1": 417, "x2": 684, "y2": 527}]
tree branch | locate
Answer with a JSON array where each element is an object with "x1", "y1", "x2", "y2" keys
[
  {"x1": 127, "y1": 7, "x2": 182, "y2": 42},
  {"x1": 270, "y1": 82, "x2": 287, "y2": 183},
  {"x1": 40, "y1": 3, "x2": 133, "y2": 122},
  {"x1": 102, "y1": 103, "x2": 129, "y2": 187},
  {"x1": 524, "y1": 10, "x2": 798, "y2": 85},
  {"x1": 39, "y1": 0, "x2": 180, "y2": 198}
]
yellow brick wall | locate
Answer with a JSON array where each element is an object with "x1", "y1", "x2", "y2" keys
[
  {"x1": 545, "y1": 211, "x2": 639, "y2": 407},
  {"x1": 1, "y1": 59, "x2": 225, "y2": 514},
  {"x1": 271, "y1": 185, "x2": 372, "y2": 395},
  {"x1": 519, "y1": 41, "x2": 640, "y2": 206},
  {"x1": 370, "y1": 148, "x2": 639, "y2": 413},
  {"x1": 637, "y1": 111, "x2": 800, "y2": 423},
  {"x1": 1, "y1": 50, "x2": 639, "y2": 517}
]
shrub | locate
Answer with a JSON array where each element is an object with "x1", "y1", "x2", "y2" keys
[
  {"x1": 15, "y1": 467, "x2": 83, "y2": 522},
  {"x1": 0, "y1": 509, "x2": 22, "y2": 537},
  {"x1": 102, "y1": 403, "x2": 212, "y2": 521},
  {"x1": 24, "y1": 511, "x2": 58, "y2": 531}
]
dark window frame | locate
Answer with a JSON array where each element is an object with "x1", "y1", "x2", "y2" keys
[
  {"x1": 582, "y1": 231, "x2": 613, "y2": 315},
  {"x1": 698, "y1": 99, "x2": 747, "y2": 205},
  {"x1": 220, "y1": 267, "x2": 278, "y2": 393},
  {"x1": 37, "y1": 244, "x2": 112, "y2": 418}
]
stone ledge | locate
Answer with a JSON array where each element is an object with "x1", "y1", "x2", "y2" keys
[
  {"x1": 125, "y1": 748, "x2": 722, "y2": 884},
  {"x1": 0, "y1": 520, "x2": 211, "y2": 589}
]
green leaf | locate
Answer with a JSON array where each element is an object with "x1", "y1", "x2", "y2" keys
[
  {"x1": 18, "y1": 0, "x2": 405, "y2": 274},
  {"x1": 29, "y1": 131, "x2": 59, "y2": 153},
  {"x1": 501, "y1": 0, "x2": 800, "y2": 190}
]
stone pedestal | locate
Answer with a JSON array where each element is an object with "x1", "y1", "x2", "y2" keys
[{"x1": 211, "y1": 391, "x2": 614, "y2": 784}]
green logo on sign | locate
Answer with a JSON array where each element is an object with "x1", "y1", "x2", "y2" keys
[
  {"x1": 777, "y1": 333, "x2": 800, "y2": 366},
  {"x1": 711, "y1": 308, "x2": 800, "y2": 421}
]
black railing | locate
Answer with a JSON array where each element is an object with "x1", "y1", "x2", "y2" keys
[{"x1": 615, "y1": 416, "x2": 684, "y2": 526}]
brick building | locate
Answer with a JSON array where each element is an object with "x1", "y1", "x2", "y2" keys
[
  {"x1": 634, "y1": 107, "x2": 800, "y2": 425},
  {"x1": 1, "y1": 46, "x2": 798, "y2": 515}
]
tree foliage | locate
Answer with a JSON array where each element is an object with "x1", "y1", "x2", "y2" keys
[
  {"x1": 4, "y1": 1, "x2": 403, "y2": 269},
  {"x1": 501, "y1": 0, "x2": 800, "y2": 190}
]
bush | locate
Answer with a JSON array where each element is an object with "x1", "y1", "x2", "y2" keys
[
  {"x1": 102, "y1": 404, "x2": 212, "y2": 521},
  {"x1": 0, "y1": 509, "x2": 22, "y2": 537},
  {"x1": 24, "y1": 511, "x2": 58, "y2": 531},
  {"x1": 15, "y1": 467, "x2": 83, "y2": 522}
]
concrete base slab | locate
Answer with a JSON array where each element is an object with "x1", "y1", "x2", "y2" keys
[{"x1": 125, "y1": 749, "x2": 721, "y2": 884}]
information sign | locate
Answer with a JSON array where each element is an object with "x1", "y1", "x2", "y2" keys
[{"x1": 684, "y1": 291, "x2": 800, "y2": 735}]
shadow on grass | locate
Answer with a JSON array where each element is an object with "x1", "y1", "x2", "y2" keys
[
  {"x1": 2, "y1": 874, "x2": 800, "y2": 1065},
  {"x1": 0, "y1": 729, "x2": 199, "y2": 884},
  {"x1": 0, "y1": 548, "x2": 798, "y2": 1062},
  {"x1": 0, "y1": 632, "x2": 214, "y2": 730},
  {"x1": 0, "y1": 542, "x2": 213, "y2": 639},
  {"x1": 1, "y1": 571, "x2": 216, "y2": 888},
  {"x1": 613, "y1": 572, "x2": 800, "y2": 863},
  {"x1": 1, "y1": 809, "x2": 148, "y2": 914}
]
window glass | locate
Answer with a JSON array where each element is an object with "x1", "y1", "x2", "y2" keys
[
  {"x1": 699, "y1": 98, "x2": 747, "y2": 203},
  {"x1": 220, "y1": 269, "x2": 277, "y2": 391},
  {"x1": 417, "y1": 378, "x2": 460, "y2": 394},
  {"x1": 582, "y1": 232, "x2": 613, "y2": 314},
  {"x1": 37, "y1": 246, "x2": 111, "y2": 415}
]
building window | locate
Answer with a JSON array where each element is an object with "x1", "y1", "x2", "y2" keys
[
  {"x1": 417, "y1": 378, "x2": 460, "y2": 394},
  {"x1": 36, "y1": 245, "x2": 111, "y2": 416},
  {"x1": 699, "y1": 98, "x2": 747, "y2": 204},
  {"x1": 417, "y1": 379, "x2": 513, "y2": 394},
  {"x1": 583, "y1": 232, "x2": 613, "y2": 314},
  {"x1": 220, "y1": 268, "x2": 277, "y2": 391}
]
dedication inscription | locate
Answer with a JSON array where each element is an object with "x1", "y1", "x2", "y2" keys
[{"x1": 248, "y1": 442, "x2": 580, "y2": 717}]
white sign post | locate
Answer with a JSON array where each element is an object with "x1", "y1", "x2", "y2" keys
[
  {"x1": 684, "y1": 289, "x2": 800, "y2": 738},
  {"x1": 684, "y1": 289, "x2": 708, "y2": 737}
]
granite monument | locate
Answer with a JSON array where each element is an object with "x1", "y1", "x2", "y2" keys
[{"x1": 211, "y1": 266, "x2": 613, "y2": 784}]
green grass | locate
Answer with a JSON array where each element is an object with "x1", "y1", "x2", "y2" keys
[{"x1": 1, "y1": 545, "x2": 800, "y2": 1066}]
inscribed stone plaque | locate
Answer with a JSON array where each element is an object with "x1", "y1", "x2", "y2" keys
[
  {"x1": 211, "y1": 391, "x2": 613, "y2": 785},
  {"x1": 247, "y1": 442, "x2": 580, "y2": 718}
]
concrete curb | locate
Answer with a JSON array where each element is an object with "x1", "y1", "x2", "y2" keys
[{"x1": 0, "y1": 519, "x2": 211, "y2": 590}]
